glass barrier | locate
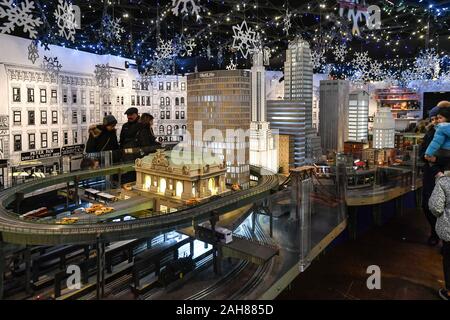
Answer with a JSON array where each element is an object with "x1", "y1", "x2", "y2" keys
[{"x1": 0, "y1": 146, "x2": 428, "y2": 300}]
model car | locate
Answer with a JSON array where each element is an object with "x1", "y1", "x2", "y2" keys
[
  {"x1": 56, "y1": 217, "x2": 79, "y2": 225},
  {"x1": 186, "y1": 198, "x2": 200, "y2": 206},
  {"x1": 231, "y1": 184, "x2": 241, "y2": 191}
]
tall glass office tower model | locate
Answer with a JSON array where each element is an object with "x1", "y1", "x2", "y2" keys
[
  {"x1": 284, "y1": 37, "x2": 313, "y2": 128},
  {"x1": 283, "y1": 37, "x2": 320, "y2": 163}
]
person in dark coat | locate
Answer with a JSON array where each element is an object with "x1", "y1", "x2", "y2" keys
[
  {"x1": 119, "y1": 107, "x2": 141, "y2": 149},
  {"x1": 419, "y1": 105, "x2": 445, "y2": 246},
  {"x1": 137, "y1": 113, "x2": 162, "y2": 155},
  {"x1": 85, "y1": 115, "x2": 119, "y2": 153}
]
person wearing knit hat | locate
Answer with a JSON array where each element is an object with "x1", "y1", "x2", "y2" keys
[
  {"x1": 85, "y1": 115, "x2": 119, "y2": 154},
  {"x1": 103, "y1": 114, "x2": 118, "y2": 126},
  {"x1": 429, "y1": 105, "x2": 441, "y2": 119}
]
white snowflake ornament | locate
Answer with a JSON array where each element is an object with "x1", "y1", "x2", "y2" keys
[
  {"x1": 172, "y1": 0, "x2": 201, "y2": 21},
  {"x1": 206, "y1": 44, "x2": 212, "y2": 60},
  {"x1": 102, "y1": 15, "x2": 124, "y2": 42},
  {"x1": 180, "y1": 38, "x2": 196, "y2": 57},
  {"x1": 232, "y1": 20, "x2": 258, "y2": 59},
  {"x1": 217, "y1": 47, "x2": 224, "y2": 66},
  {"x1": 54, "y1": 0, "x2": 77, "y2": 42},
  {"x1": 156, "y1": 39, "x2": 174, "y2": 59},
  {"x1": 0, "y1": 0, "x2": 42, "y2": 39},
  {"x1": 369, "y1": 60, "x2": 383, "y2": 81},
  {"x1": 333, "y1": 44, "x2": 347, "y2": 63},
  {"x1": 41, "y1": 56, "x2": 62, "y2": 78},
  {"x1": 263, "y1": 47, "x2": 271, "y2": 66},
  {"x1": 414, "y1": 49, "x2": 442, "y2": 80},
  {"x1": 352, "y1": 51, "x2": 372, "y2": 81},
  {"x1": 148, "y1": 58, "x2": 173, "y2": 77},
  {"x1": 28, "y1": 40, "x2": 39, "y2": 64},
  {"x1": 283, "y1": 9, "x2": 292, "y2": 35},
  {"x1": 311, "y1": 50, "x2": 326, "y2": 69},
  {"x1": 94, "y1": 63, "x2": 113, "y2": 87},
  {"x1": 226, "y1": 59, "x2": 237, "y2": 70}
]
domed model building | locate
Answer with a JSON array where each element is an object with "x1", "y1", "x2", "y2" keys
[{"x1": 134, "y1": 149, "x2": 227, "y2": 213}]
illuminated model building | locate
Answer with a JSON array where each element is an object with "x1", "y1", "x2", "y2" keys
[
  {"x1": 277, "y1": 134, "x2": 295, "y2": 175},
  {"x1": 373, "y1": 107, "x2": 395, "y2": 149},
  {"x1": 186, "y1": 70, "x2": 251, "y2": 188},
  {"x1": 347, "y1": 90, "x2": 369, "y2": 143},
  {"x1": 134, "y1": 149, "x2": 227, "y2": 212},
  {"x1": 319, "y1": 80, "x2": 350, "y2": 152},
  {"x1": 249, "y1": 49, "x2": 278, "y2": 173}
]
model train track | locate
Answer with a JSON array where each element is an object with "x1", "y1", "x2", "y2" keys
[
  {"x1": 229, "y1": 221, "x2": 273, "y2": 300},
  {"x1": 140, "y1": 253, "x2": 214, "y2": 300},
  {"x1": 0, "y1": 163, "x2": 279, "y2": 245},
  {"x1": 185, "y1": 223, "x2": 265, "y2": 300}
]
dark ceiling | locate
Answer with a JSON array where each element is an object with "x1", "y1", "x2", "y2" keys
[{"x1": 2, "y1": 0, "x2": 450, "y2": 73}]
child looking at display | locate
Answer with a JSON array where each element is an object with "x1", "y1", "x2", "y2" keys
[{"x1": 425, "y1": 108, "x2": 450, "y2": 174}]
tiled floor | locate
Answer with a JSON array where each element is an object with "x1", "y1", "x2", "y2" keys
[{"x1": 278, "y1": 208, "x2": 445, "y2": 300}]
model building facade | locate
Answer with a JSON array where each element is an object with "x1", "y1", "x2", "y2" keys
[
  {"x1": 0, "y1": 34, "x2": 187, "y2": 174},
  {"x1": 319, "y1": 80, "x2": 350, "y2": 152},
  {"x1": 186, "y1": 70, "x2": 251, "y2": 188}
]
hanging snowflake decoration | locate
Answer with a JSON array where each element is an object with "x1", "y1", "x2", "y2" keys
[
  {"x1": 414, "y1": 49, "x2": 442, "y2": 80},
  {"x1": 226, "y1": 59, "x2": 237, "y2": 70},
  {"x1": 102, "y1": 15, "x2": 124, "y2": 42},
  {"x1": 148, "y1": 57, "x2": 174, "y2": 77},
  {"x1": 311, "y1": 50, "x2": 326, "y2": 70},
  {"x1": 94, "y1": 63, "x2": 113, "y2": 87},
  {"x1": 171, "y1": 0, "x2": 201, "y2": 21},
  {"x1": 283, "y1": 9, "x2": 292, "y2": 36},
  {"x1": 369, "y1": 60, "x2": 383, "y2": 81},
  {"x1": 206, "y1": 44, "x2": 212, "y2": 60},
  {"x1": 231, "y1": 20, "x2": 258, "y2": 59},
  {"x1": 41, "y1": 56, "x2": 62, "y2": 78},
  {"x1": 140, "y1": 69, "x2": 153, "y2": 86},
  {"x1": 28, "y1": 40, "x2": 39, "y2": 64},
  {"x1": 179, "y1": 38, "x2": 196, "y2": 57},
  {"x1": 156, "y1": 39, "x2": 174, "y2": 59},
  {"x1": 263, "y1": 47, "x2": 271, "y2": 66},
  {"x1": 0, "y1": 0, "x2": 42, "y2": 39},
  {"x1": 398, "y1": 69, "x2": 419, "y2": 89},
  {"x1": 333, "y1": 43, "x2": 347, "y2": 63},
  {"x1": 217, "y1": 47, "x2": 224, "y2": 66},
  {"x1": 351, "y1": 51, "x2": 372, "y2": 81},
  {"x1": 54, "y1": 0, "x2": 77, "y2": 42},
  {"x1": 380, "y1": 68, "x2": 399, "y2": 87}
]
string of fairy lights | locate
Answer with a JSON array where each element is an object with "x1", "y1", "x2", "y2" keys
[{"x1": 1, "y1": 0, "x2": 449, "y2": 81}]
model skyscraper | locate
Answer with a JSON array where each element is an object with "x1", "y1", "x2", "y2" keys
[
  {"x1": 186, "y1": 70, "x2": 251, "y2": 189},
  {"x1": 283, "y1": 37, "x2": 320, "y2": 163},
  {"x1": 249, "y1": 49, "x2": 278, "y2": 173},
  {"x1": 373, "y1": 107, "x2": 395, "y2": 149},
  {"x1": 347, "y1": 90, "x2": 369, "y2": 143},
  {"x1": 319, "y1": 80, "x2": 350, "y2": 152}
]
